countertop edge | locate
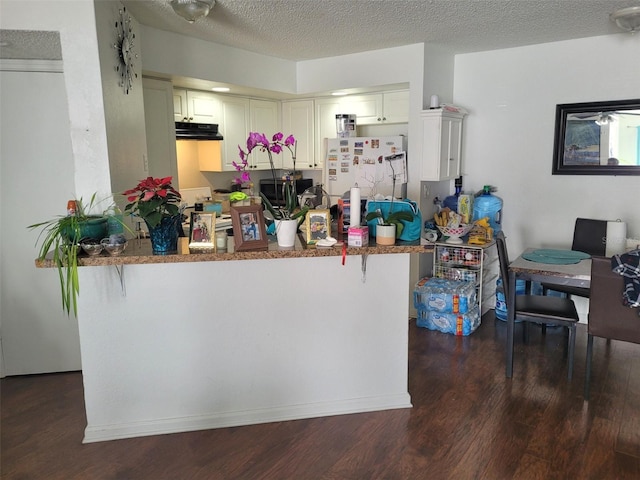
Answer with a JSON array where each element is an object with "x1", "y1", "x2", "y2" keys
[{"x1": 35, "y1": 238, "x2": 435, "y2": 268}]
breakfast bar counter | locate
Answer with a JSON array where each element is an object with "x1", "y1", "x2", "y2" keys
[
  {"x1": 54, "y1": 235, "x2": 432, "y2": 443},
  {"x1": 35, "y1": 235, "x2": 433, "y2": 267}
]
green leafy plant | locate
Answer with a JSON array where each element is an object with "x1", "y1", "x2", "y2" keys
[
  {"x1": 365, "y1": 208, "x2": 414, "y2": 239},
  {"x1": 364, "y1": 159, "x2": 413, "y2": 239},
  {"x1": 237, "y1": 132, "x2": 309, "y2": 224},
  {"x1": 29, "y1": 194, "x2": 108, "y2": 316}
]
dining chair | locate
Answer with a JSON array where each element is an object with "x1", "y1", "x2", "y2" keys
[
  {"x1": 541, "y1": 217, "x2": 607, "y2": 299},
  {"x1": 496, "y1": 231, "x2": 580, "y2": 380},
  {"x1": 584, "y1": 256, "x2": 640, "y2": 399}
]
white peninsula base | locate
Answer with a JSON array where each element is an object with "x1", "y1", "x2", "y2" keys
[{"x1": 78, "y1": 253, "x2": 412, "y2": 443}]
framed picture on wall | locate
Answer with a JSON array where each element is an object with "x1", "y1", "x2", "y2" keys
[
  {"x1": 189, "y1": 212, "x2": 215, "y2": 249},
  {"x1": 231, "y1": 205, "x2": 268, "y2": 251},
  {"x1": 305, "y1": 209, "x2": 331, "y2": 245}
]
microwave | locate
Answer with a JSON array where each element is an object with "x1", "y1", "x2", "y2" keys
[{"x1": 259, "y1": 178, "x2": 313, "y2": 207}]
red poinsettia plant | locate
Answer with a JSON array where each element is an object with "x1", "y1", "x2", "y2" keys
[{"x1": 123, "y1": 176, "x2": 182, "y2": 228}]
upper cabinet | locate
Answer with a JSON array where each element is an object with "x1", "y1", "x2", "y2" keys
[
  {"x1": 313, "y1": 90, "x2": 409, "y2": 170},
  {"x1": 380, "y1": 91, "x2": 410, "y2": 124},
  {"x1": 420, "y1": 109, "x2": 465, "y2": 181},
  {"x1": 216, "y1": 96, "x2": 250, "y2": 171},
  {"x1": 347, "y1": 91, "x2": 409, "y2": 125},
  {"x1": 249, "y1": 99, "x2": 281, "y2": 170},
  {"x1": 173, "y1": 89, "x2": 221, "y2": 124},
  {"x1": 282, "y1": 100, "x2": 315, "y2": 170},
  {"x1": 173, "y1": 87, "x2": 408, "y2": 173},
  {"x1": 194, "y1": 95, "x2": 280, "y2": 172}
]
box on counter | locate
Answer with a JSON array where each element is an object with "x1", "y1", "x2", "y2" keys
[
  {"x1": 457, "y1": 194, "x2": 474, "y2": 224},
  {"x1": 416, "y1": 306, "x2": 481, "y2": 336},
  {"x1": 347, "y1": 225, "x2": 369, "y2": 247}
]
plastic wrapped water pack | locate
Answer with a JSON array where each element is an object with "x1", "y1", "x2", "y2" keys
[
  {"x1": 416, "y1": 306, "x2": 481, "y2": 336},
  {"x1": 413, "y1": 277, "x2": 477, "y2": 314}
]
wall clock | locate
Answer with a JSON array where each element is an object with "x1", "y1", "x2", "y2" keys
[{"x1": 113, "y1": 7, "x2": 138, "y2": 94}]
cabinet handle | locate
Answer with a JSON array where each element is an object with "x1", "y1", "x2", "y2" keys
[
  {"x1": 188, "y1": 117, "x2": 193, "y2": 121},
  {"x1": 383, "y1": 117, "x2": 386, "y2": 121},
  {"x1": 377, "y1": 117, "x2": 382, "y2": 122},
  {"x1": 183, "y1": 117, "x2": 188, "y2": 122},
  {"x1": 449, "y1": 158, "x2": 454, "y2": 162}
]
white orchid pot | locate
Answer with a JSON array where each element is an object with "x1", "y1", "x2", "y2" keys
[
  {"x1": 376, "y1": 224, "x2": 396, "y2": 246},
  {"x1": 275, "y1": 219, "x2": 298, "y2": 247}
]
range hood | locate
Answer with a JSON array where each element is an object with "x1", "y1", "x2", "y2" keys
[{"x1": 175, "y1": 122, "x2": 224, "y2": 140}]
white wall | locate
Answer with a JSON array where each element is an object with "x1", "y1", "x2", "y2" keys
[
  {"x1": 0, "y1": 0, "x2": 113, "y2": 375},
  {"x1": 140, "y1": 26, "x2": 297, "y2": 94},
  {"x1": 455, "y1": 34, "x2": 640, "y2": 257},
  {"x1": 94, "y1": 0, "x2": 148, "y2": 202},
  {"x1": 0, "y1": 68, "x2": 82, "y2": 375},
  {"x1": 0, "y1": 0, "x2": 111, "y2": 200}
]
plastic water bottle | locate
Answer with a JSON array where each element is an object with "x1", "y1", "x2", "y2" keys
[
  {"x1": 473, "y1": 186, "x2": 503, "y2": 233},
  {"x1": 495, "y1": 277, "x2": 526, "y2": 321}
]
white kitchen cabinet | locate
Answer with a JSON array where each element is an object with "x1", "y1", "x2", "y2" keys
[
  {"x1": 218, "y1": 96, "x2": 250, "y2": 171},
  {"x1": 173, "y1": 89, "x2": 221, "y2": 124},
  {"x1": 198, "y1": 97, "x2": 279, "y2": 172},
  {"x1": 281, "y1": 100, "x2": 315, "y2": 170},
  {"x1": 420, "y1": 109, "x2": 465, "y2": 181},
  {"x1": 381, "y1": 90, "x2": 410, "y2": 124},
  {"x1": 314, "y1": 98, "x2": 342, "y2": 171},
  {"x1": 348, "y1": 91, "x2": 409, "y2": 125},
  {"x1": 249, "y1": 99, "x2": 281, "y2": 170}
]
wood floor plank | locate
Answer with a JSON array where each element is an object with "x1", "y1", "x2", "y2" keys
[{"x1": 2, "y1": 315, "x2": 640, "y2": 480}]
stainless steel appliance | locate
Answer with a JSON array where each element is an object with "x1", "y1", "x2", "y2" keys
[
  {"x1": 259, "y1": 178, "x2": 313, "y2": 206},
  {"x1": 175, "y1": 122, "x2": 224, "y2": 140}
]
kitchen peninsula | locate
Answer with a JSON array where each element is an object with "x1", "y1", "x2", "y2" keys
[{"x1": 38, "y1": 236, "x2": 431, "y2": 443}]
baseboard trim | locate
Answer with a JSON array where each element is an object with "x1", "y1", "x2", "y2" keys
[{"x1": 83, "y1": 393, "x2": 412, "y2": 443}]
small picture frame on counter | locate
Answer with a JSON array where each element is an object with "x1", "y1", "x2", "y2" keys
[
  {"x1": 305, "y1": 209, "x2": 331, "y2": 245},
  {"x1": 189, "y1": 212, "x2": 215, "y2": 250},
  {"x1": 231, "y1": 205, "x2": 268, "y2": 251}
]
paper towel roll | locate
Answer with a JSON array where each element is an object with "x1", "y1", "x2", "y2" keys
[
  {"x1": 350, "y1": 186, "x2": 361, "y2": 227},
  {"x1": 606, "y1": 220, "x2": 627, "y2": 256}
]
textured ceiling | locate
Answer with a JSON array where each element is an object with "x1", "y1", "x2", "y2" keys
[{"x1": 121, "y1": 0, "x2": 640, "y2": 61}]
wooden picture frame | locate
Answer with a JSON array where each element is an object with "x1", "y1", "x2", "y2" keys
[
  {"x1": 305, "y1": 209, "x2": 331, "y2": 245},
  {"x1": 231, "y1": 205, "x2": 268, "y2": 251},
  {"x1": 189, "y1": 212, "x2": 215, "y2": 249}
]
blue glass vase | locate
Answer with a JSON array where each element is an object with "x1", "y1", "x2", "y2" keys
[{"x1": 146, "y1": 215, "x2": 180, "y2": 255}]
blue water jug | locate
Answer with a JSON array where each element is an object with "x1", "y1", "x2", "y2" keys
[
  {"x1": 495, "y1": 277, "x2": 526, "y2": 321},
  {"x1": 473, "y1": 186, "x2": 502, "y2": 233}
]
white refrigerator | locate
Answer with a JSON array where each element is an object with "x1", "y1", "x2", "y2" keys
[{"x1": 324, "y1": 136, "x2": 407, "y2": 202}]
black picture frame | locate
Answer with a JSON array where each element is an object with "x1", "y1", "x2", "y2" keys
[{"x1": 552, "y1": 99, "x2": 640, "y2": 176}]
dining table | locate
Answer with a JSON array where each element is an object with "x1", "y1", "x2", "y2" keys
[{"x1": 506, "y1": 248, "x2": 592, "y2": 378}]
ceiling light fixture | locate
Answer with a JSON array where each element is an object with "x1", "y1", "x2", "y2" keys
[
  {"x1": 610, "y1": 5, "x2": 640, "y2": 33},
  {"x1": 211, "y1": 87, "x2": 230, "y2": 92},
  {"x1": 331, "y1": 91, "x2": 348, "y2": 96},
  {"x1": 170, "y1": 0, "x2": 215, "y2": 23}
]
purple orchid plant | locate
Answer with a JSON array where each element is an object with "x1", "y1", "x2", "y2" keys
[{"x1": 235, "y1": 132, "x2": 307, "y2": 221}]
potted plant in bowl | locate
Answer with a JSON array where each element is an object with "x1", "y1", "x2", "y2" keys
[
  {"x1": 364, "y1": 162, "x2": 413, "y2": 245},
  {"x1": 123, "y1": 176, "x2": 182, "y2": 254},
  {"x1": 235, "y1": 132, "x2": 309, "y2": 247},
  {"x1": 365, "y1": 205, "x2": 414, "y2": 245},
  {"x1": 28, "y1": 194, "x2": 110, "y2": 316}
]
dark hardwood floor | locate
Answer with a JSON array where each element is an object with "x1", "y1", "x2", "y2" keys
[{"x1": 2, "y1": 314, "x2": 639, "y2": 479}]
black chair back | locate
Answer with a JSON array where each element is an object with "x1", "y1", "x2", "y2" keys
[
  {"x1": 495, "y1": 231, "x2": 511, "y2": 304},
  {"x1": 572, "y1": 218, "x2": 607, "y2": 256}
]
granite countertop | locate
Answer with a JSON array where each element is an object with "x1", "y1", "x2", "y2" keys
[{"x1": 35, "y1": 235, "x2": 435, "y2": 268}]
